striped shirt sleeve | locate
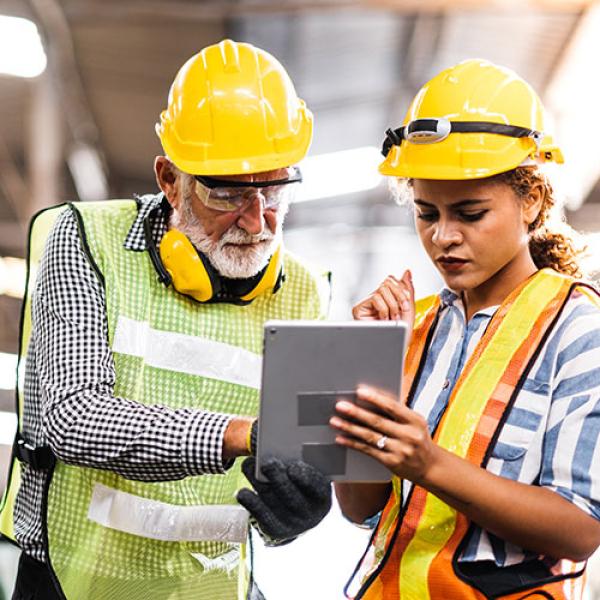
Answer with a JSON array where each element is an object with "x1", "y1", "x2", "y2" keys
[{"x1": 539, "y1": 294, "x2": 600, "y2": 520}]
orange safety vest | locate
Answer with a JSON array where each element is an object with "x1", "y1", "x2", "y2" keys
[{"x1": 346, "y1": 269, "x2": 600, "y2": 600}]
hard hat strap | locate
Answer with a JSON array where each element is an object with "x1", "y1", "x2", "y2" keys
[{"x1": 382, "y1": 119, "x2": 542, "y2": 156}]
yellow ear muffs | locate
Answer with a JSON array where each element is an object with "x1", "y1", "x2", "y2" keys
[
  {"x1": 158, "y1": 228, "x2": 284, "y2": 304},
  {"x1": 159, "y1": 229, "x2": 215, "y2": 302},
  {"x1": 240, "y1": 244, "x2": 283, "y2": 302}
]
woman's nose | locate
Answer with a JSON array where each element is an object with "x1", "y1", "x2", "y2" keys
[{"x1": 431, "y1": 219, "x2": 462, "y2": 248}]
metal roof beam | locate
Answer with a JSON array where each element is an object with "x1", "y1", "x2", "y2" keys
[
  {"x1": 63, "y1": 0, "x2": 589, "y2": 22},
  {"x1": 0, "y1": 137, "x2": 29, "y2": 229},
  {"x1": 28, "y1": 0, "x2": 109, "y2": 202}
]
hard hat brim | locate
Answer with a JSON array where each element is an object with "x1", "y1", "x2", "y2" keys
[{"x1": 378, "y1": 133, "x2": 558, "y2": 180}]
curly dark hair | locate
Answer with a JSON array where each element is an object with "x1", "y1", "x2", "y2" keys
[{"x1": 490, "y1": 167, "x2": 585, "y2": 278}]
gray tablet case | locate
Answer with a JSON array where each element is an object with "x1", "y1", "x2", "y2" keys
[{"x1": 256, "y1": 320, "x2": 407, "y2": 482}]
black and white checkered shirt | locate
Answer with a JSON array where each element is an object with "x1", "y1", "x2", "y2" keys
[{"x1": 15, "y1": 193, "x2": 236, "y2": 561}]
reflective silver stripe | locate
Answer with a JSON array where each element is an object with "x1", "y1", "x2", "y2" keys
[
  {"x1": 111, "y1": 315, "x2": 262, "y2": 389},
  {"x1": 87, "y1": 483, "x2": 249, "y2": 543},
  {"x1": 190, "y1": 548, "x2": 240, "y2": 573}
]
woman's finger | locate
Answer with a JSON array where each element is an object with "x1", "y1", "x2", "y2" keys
[
  {"x1": 329, "y1": 413, "x2": 385, "y2": 445},
  {"x1": 398, "y1": 270, "x2": 415, "y2": 323},
  {"x1": 378, "y1": 285, "x2": 402, "y2": 320},
  {"x1": 334, "y1": 433, "x2": 416, "y2": 472},
  {"x1": 354, "y1": 385, "x2": 419, "y2": 423},
  {"x1": 352, "y1": 296, "x2": 379, "y2": 320},
  {"x1": 384, "y1": 278, "x2": 412, "y2": 321},
  {"x1": 370, "y1": 293, "x2": 391, "y2": 321},
  {"x1": 405, "y1": 269, "x2": 414, "y2": 299},
  {"x1": 383, "y1": 276, "x2": 407, "y2": 308},
  {"x1": 333, "y1": 397, "x2": 406, "y2": 435},
  {"x1": 330, "y1": 412, "x2": 417, "y2": 446},
  {"x1": 334, "y1": 434, "x2": 390, "y2": 462}
]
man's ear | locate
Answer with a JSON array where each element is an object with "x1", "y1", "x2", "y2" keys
[
  {"x1": 154, "y1": 156, "x2": 180, "y2": 210},
  {"x1": 522, "y1": 181, "x2": 545, "y2": 229}
]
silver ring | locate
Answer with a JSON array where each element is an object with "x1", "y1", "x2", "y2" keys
[{"x1": 375, "y1": 435, "x2": 388, "y2": 450}]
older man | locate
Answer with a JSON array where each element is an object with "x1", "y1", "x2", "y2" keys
[{"x1": 1, "y1": 40, "x2": 331, "y2": 600}]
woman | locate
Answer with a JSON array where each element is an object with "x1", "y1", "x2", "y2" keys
[{"x1": 331, "y1": 59, "x2": 600, "y2": 599}]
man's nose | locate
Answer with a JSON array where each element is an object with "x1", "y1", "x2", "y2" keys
[{"x1": 236, "y1": 193, "x2": 265, "y2": 236}]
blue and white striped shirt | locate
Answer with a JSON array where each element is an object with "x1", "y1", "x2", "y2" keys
[{"x1": 403, "y1": 285, "x2": 600, "y2": 566}]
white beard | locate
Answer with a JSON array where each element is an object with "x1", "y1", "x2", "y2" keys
[{"x1": 170, "y1": 196, "x2": 283, "y2": 279}]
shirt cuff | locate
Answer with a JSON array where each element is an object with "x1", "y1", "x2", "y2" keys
[
  {"x1": 182, "y1": 411, "x2": 234, "y2": 475},
  {"x1": 248, "y1": 515, "x2": 297, "y2": 547},
  {"x1": 341, "y1": 509, "x2": 382, "y2": 530}
]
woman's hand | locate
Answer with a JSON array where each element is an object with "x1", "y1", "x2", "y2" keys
[
  {"x1": 331, "y1": 388, "x2": 600, "y2": 562},
  {"x1": 352, "y1": 270, "x2": 415, "y2": 330},
  {"x1": 330, "y1": 385, "x2": 437, "y2": 483}
]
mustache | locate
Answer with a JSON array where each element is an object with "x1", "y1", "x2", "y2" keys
[{"x1": 218, "y1": 226, "x2": 274, "y2": 246}]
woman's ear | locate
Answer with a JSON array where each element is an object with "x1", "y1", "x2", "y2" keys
[
  {"x1": 522, "y1": 181, "x2": 545, "y2": 229},
  {"x1": 154, "y1": 156, "x2": 180, "y2": 210}
]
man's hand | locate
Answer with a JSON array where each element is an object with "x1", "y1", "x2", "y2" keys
[{"x1": 237, "y1": 456, "x2": 332, "y2": 543}]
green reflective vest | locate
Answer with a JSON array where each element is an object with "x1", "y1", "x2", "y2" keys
[{"x1": 0, "y1": 200, "x2": 329, "y2": 600}]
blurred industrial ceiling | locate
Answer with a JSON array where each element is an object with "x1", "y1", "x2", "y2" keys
[{"x1": 1, "y1": 0, "x2": 600, "y2": 360}]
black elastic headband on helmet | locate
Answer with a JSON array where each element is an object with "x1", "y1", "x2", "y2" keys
[{"x1": 381, "y1": 119, "x2": 542, "y2": 157}]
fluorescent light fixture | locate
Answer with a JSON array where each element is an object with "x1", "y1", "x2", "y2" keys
[
  {"x1": 295, "y1": 146, "x2": 382, "y2": 203},
  {"x1": 545, "y1": 5, "x2": 600, "y2": 211},
  {"x1": 0, "y1": 256, "x2": 26, "y2": 298},
  {"x1": 0, "y1": 351, "x2": 17, "y2": 391},
  {"x1": 0, "y1": 15, "x2": 47, "y2": 78},
  {"x1": 67, "y1": 143, "x2": 109, "y2": 202},
  {"x1": 0, "y1": 411, "x2": 17, "y2": 446}
]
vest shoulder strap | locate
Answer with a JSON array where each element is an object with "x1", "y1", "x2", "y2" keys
[{"x1": 0, "y1": 203, "x2": 73, "y2": 542}]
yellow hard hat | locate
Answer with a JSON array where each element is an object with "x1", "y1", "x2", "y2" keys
[
  {"x1": 379, "y1": 59, "x2": 563, "y2": 180},
  {"x1": 156, "y1": 39, "x2": 313, "y2": 175}
]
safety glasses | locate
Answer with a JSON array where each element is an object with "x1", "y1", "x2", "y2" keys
[{"x1": 194, "y1": 167, "x2": 302, "y2": 212}]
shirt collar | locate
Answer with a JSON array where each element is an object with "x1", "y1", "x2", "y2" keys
[
  {"x1": 124, "y1": 193, "x2": 168, "y2": 251},
  {"x1": 439, "y1": 287, "x2": 499, "y2": 318}
]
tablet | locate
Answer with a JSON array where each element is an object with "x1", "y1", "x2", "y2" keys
[{"x1": 255, "y1": 320, "x2": 407, "y2": 482}]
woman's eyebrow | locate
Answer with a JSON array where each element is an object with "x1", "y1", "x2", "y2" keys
[
  {"x1": 414, "y1": 199, "x2": 492, "y2": 208},
  {"x1": 414, "y1": 199, "x2": 435, "y2": 208}
]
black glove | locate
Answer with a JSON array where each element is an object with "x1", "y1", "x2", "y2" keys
[{"x1": 237, "y1": 456, "x2": 332, "y2": 543}]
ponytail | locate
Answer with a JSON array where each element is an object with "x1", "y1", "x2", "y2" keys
[{"x1": 493, "y1": 167, "x2": 586, "y2": 278}]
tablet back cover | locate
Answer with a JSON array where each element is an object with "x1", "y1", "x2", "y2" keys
[{"x1": 256, "y1": 320, "x2": 407, "y2": 482}]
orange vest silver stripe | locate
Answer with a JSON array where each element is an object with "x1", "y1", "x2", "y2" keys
[{"x1": 350, "y1": 270, "x2": 598, "y2": 600}]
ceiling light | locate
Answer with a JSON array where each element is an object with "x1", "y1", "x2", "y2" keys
[
  {"x1": 67, "y1": 143, "x2": 109, "y2": 202},
  {"x1": 0, "y1": 352, "x2": 17, "y2": 391},
  {"x1": 0, "y1": 15, "x2": 47, "y2": 78},
  {"x1": 0, "y1": 256, "x2": 26, "y2": 298},
  {"x1": 295, "y1": 147, "x2": 383, "y2": 203},
  {"x1": 0, "y1": 411, "x2": 17, "y2": 446}
]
